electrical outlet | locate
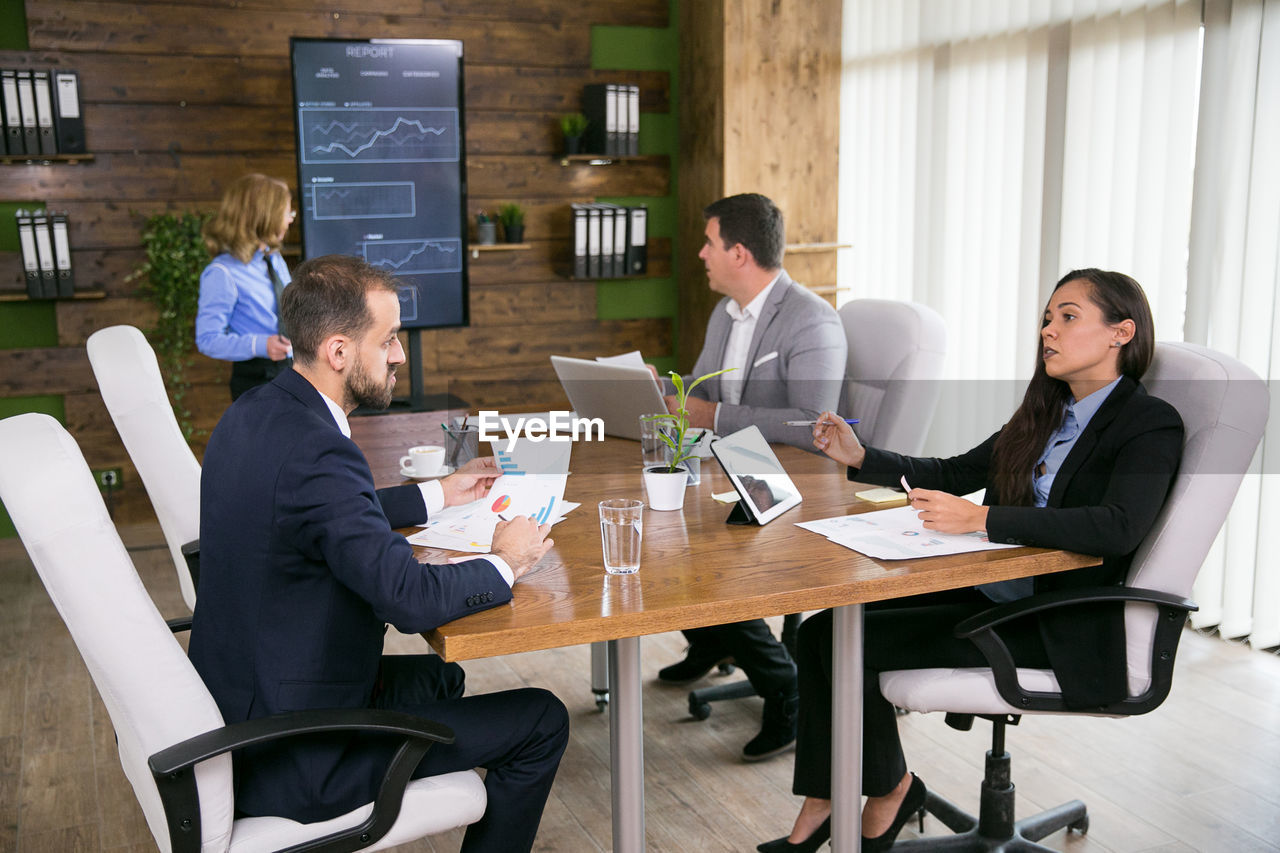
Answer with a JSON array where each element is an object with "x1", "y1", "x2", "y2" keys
[{"x1": 94, "y1": 468, "x2": 124, "y2": 489}]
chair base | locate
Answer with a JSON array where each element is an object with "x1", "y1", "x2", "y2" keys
[
  {"x1": 892, "y1": 718, "x2": 1088, "y2": 852},
  {"x1": 891, "y1": 790, "x2": 1087, "y2": 851}
]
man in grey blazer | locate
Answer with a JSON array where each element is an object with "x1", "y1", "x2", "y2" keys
[
  {"x1": 662, "y1": 194, "x2": 847, "y2": 450},
  {"x1": 657, "y1": 193, "x2": 846, "y2": 761}
]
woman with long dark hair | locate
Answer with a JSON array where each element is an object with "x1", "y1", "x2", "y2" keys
[{"x1": 759, "y1": 269, "x2": 1184, "y2": 852}]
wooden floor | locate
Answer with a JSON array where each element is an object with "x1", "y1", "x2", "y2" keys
[{"x1": 3, "y1": 528, "x2": 1279, "y2": 853}]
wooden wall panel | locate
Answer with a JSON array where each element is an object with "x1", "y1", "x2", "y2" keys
[
  {"x1": 0, "y1": 51, "x2": 670, "y2": 112},
  {"x1": 678, "y1": 0, "x2": 843, "y2": 365},
  {"x1": 2, "y1": 0, "x2": 673, "y2": 525},
  {"x1": 27, "y1": 3, "x2": 593, "y2": 66}
]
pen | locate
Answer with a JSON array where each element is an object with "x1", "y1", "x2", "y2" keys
[{"x1": 784, "y1": 418, "x2": 860, "y2": 426}]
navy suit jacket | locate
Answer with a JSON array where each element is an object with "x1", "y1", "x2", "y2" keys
[
  {"x1": 854, "y1": 376, "x2": 1184, "y2": 707},
  {"x1": 189, "y1": 368, "x2": 510, "y2": 819}
]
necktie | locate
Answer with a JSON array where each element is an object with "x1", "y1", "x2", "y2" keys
[{"x1": 265, "y1": 254, "x2": 287, "y2": 338}]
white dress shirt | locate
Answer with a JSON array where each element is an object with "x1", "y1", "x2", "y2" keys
[
  {"x1": 715, "y1": 274, "x2": 780, "y2": 429},
  {"x1": 318, "y1": 391, "x2": 514, "y2": 586}
]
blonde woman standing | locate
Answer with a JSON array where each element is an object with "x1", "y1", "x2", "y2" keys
[{"x1": 196, "y1": 173, "x2": 296, "y2": 400}]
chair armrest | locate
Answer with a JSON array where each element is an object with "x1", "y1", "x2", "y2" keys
[
  {"x1": 954, "y1": 586, "x2": 1197, "y2": 638},
  {"x1": 180, "y1": 539, "x2": 200, "y2": 591},
  {"x1": 149, "y1": 709, "x2": 455, "y2": 853},
  {"x1": 953, "y1": 587, "x2": 1198, "y2": 715},
  {"x1": 164, "y1": 616, "x2": 193, "y2": 634}
]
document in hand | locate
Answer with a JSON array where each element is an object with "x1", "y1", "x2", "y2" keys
[
  {"x1": 796, "y1": 504, "x2": 1018, "y2": 561},
  {"x1": 407, "y1": 475, "x2": 577, "y2": 553}
]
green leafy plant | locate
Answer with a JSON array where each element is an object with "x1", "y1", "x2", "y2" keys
[
  {"x1": 125, "y1": 211, "x2": 210, "y2": 442},
  {"x1": 559, "y1": 112, "x2": 589, "y2": 138},
  {"x1": 497, "y1": 202, "x2": 525, "y2": 228},
  {"x1": 645, "y1": 368, "x2": 735, "y2": 473}
]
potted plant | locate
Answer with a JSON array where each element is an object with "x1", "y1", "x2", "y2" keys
[
  {"x1": 125, "y1": 211, "x2": 211, "y2": 443},
  {"x1": 498, "y1": 203, "x2": 525, "y2": 243},
  {"x1": 560, "y1": 112, "x2": 589, "y2": 155},
  {"x1": 475, "y1": 210, "x2": 496, "y2": 245},
  {"x1": 642, "y1": 367, "x2": 734, "y2": 510}
]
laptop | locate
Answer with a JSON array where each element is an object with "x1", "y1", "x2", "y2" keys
[{"x1": 549, "y1": 355, "x2": 668, "y2": 440}]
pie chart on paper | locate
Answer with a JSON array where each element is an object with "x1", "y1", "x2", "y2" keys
[{"x1": 491, "y1": 494, "x2": 512, "y2": 513}]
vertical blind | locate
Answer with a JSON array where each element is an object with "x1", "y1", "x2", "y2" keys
[{"x1": 838, "y1": 0, "x2": 1278, "y2": 648}]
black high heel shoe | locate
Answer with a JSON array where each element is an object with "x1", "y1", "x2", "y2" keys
[
  {"x1": 756, "y1": 816, "x2": 830, "y2": 852},
  {"x1": 861, "y1": 773, "x2": 927, "y2": 852}
]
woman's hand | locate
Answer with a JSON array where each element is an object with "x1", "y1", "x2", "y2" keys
[
  {"x1": 812, "y1": 411, "x2": 866, "y2": 468},
  {"x1": 267, "y1": 334, "x2": 292, "y2": 361},
  {"x1": 440, "y1": 456, "x2": 500, "y2": 506},
  {"x1": 907, "y1": 488, "x2": 989, "y2": 534}
]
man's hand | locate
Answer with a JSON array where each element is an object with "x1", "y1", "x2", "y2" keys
[
  {"x1": 646, "y1": 363, "x2": 661, "y2": 384},
  {"x1": 666, "y1": 394, "x2": 718, "y2": 429},
  {"x1": 907, "y1": 489, "x2": 989, "y2": 534},
  {"x1": 267, "y1": 334, "x2": 292, "y2": 361},
  {"x1": 492, "y1": 516, "x2": 554, "y2": 581},
  {"x1": 440, "y1": 456, "x2": 500, "y2": 506}
]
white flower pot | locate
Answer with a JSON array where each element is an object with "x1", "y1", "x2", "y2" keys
[{"x1": 643, "y1": 466, "x2": 688, "y2": 511}]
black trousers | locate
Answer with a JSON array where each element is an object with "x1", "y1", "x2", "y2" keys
[
  {"x1": 682, "y1": 618, "x2": 797, "y2": 698},
  {"x1": 792, "y1": 588, "x2": 1051, "y2": 799},
  {"x1": 371, "y1": 655, "x2": 570, "y2": 853},
  {"x1": 230, "y1": 357, "x2": 291, "y2": 401}
]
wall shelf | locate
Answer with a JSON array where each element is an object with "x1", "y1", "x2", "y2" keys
[
  {"x1": 785, "y1": 242, "x2": 852, "y2": 254},
  {"x1": 557, "y1": 153, "x2": 660, "y2": 167},
  {"x1": 1, "y1": 153, "x2": 95, "y2": 166},
  {"x1": 470, "y1": 242, "x2": 531, "y2": 259},
  {"x1": 0, "y1": 289, "x2": 106, "y2": 302},
  {"x1": 802, "y1": 285, "x2": 851, "y2": 296}
]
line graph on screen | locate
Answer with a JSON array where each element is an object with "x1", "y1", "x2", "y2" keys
[
  {"x1": 361, "y1": 238, "x2": 463, "y2": 275},
  {"x1": 300, "y1": 107, "x2": 459, "y2": 164}
]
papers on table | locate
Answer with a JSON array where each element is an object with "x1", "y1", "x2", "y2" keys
[
  {"x1": 407, "y1": 474, "x2": 578, "y2": 553},
  {"x1": 595, "y1": 349, "x2": 648, "y2": 370},
  {"x1": 797, "y1": 504, "x2": 1019, "y2": 561}
]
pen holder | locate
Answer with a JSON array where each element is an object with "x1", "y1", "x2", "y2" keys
[
  {"x1": 476, "y1": 221, "x2": 497, "y2": 245},
  {"x1": 444, "y1": 425, "x2": 480, "y2": 468}
]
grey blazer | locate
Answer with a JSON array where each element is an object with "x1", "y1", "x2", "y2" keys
[{"x1": 673, "y1": 270, "x2": 847, "y2": 449}]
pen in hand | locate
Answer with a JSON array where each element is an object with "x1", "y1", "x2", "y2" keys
[{"x1": 785, "y1": 418, "x2": 859, "y2": 427}]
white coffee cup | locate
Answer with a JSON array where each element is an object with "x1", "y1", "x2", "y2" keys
[{"x1": 400, "y1": 445, "x2": 445, "y2": 477}]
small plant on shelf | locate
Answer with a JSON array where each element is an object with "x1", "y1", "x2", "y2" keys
[
  {"x1": 497, "y1": 203, "x2": 526, "y2": 243},
  {"x1": 559, "y1": 113, "x2": 589, "y2": 154}
]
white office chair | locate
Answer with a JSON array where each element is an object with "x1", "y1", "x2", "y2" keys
[
  {"x1": 878, "y1": 341, "x2": 1270, "y2": 851},
  {"x1": 682, "y1": 298, "x2": 950, "y2": 719},
  {"x1": 87, "y1": 324, "x2": 201, "y2": 611},
  {"x1": 0, "y1": 413, "x2": 486, "y2": 853},
  {"x1": 839, "y1": 298, "x2": 947, "y2": 455}
]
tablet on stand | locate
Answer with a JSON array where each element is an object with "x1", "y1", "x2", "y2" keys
[{"x1": 709, "y1": 425, "x2": 803, "y2": 525}]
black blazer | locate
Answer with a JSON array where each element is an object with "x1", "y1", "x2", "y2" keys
[
  {"x1": 852, "y1": 376, "x2": 1183, "y2": 707},
  {"x1": 189, "y1": 368, "x2": 510, "y2": 820}
]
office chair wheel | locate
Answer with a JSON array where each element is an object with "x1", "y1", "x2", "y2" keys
[
  {"x1": 689, "y1": 697, "x2": 712, "y2": 720},
  {"x1": 1069, "y1": 814, "x2": 1089, "y2": 834}
]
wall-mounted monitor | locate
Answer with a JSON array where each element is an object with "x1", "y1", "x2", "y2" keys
[{"x1": 290, "y1": 38, "x2": 469, "y2": 329}]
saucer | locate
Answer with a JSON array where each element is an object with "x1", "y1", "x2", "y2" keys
[{"x1": 400, "y1": 464, "x2": 455, "y2": 480}]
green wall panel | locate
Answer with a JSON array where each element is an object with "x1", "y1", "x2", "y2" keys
[{"x1": 590, "y1": 0, "x2": 680, "y2": 375}]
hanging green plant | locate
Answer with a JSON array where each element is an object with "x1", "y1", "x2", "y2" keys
[{"x1": 125, "y1": 211, "x2": 210, "y2": 442}]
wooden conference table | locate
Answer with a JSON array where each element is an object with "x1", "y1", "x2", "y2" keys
[{"x1": 351, "y1": 412, "x2": 1098, "y2": 852}]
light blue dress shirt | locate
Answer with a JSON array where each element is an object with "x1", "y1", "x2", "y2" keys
[
  {"x1": 979, "y1": 376, "x2": 1123, "y2": 602},
  {"x1": 195, "y1": 250, "x2": 290, "y2": 362}
]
